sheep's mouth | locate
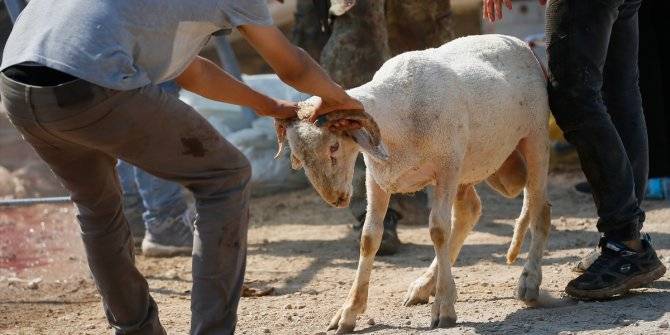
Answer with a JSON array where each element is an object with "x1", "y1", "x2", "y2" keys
[{"x1": 328, "y1": 193, "x2": 351, "y2": 208}]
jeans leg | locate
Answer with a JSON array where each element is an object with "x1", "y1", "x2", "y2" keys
[
  {"x1": 8, "y1": 126, "x2": 164, "y2": 334},
  {"x1": 118, "y1": 160, "x2": 147, "y2": 240},
  {"x1": 46, "y1": 85, "x2": 249, "y2": 334},
  {"x1": 602, "y1": 0, "x2": 647, "y2": 206},
  {"x1": 134, "y1": 165, "x2": 188, "y2": 226},
  {"x1": 546, "y1": 0, "x2": 643, "y2": 241},
  {"x1": 118, "y1": 160, "x2": 140, "y2": 196}
]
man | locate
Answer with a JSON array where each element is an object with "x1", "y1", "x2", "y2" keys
[
  {"x1": 484, "y1": 0, "x2": 665, "y2": 299},
  {"x1": 0, "y1": 0, "x2": 360, "y2": 333}
]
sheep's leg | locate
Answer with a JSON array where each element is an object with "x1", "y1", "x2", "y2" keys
[
  {"x1": 428, "y1": 171, "x2": 460, "y2": 328},
  {"x1": 328, "y1": 169, "x2": 390, "y2": 334},
  {"x1": 513, "y1": 136, "x2": 551, "y2": 303},
  {"x1": 403, "y1": 184, "x2": 481, "y2": 306}
]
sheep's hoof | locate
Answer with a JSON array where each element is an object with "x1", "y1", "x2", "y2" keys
[
  {"x1": 431, "y1": 316, "x2": 457, "y2": 329},
  {"x1": 517, "y1": 269, "x2": 541, "y2": 303},
  {"x1": 403, "y1": 277, "x2": 433, "y2": 306},
  {"x1": 327, "y1": 308, "x2": 356, "y2": 334},
  {"x1": 430, "y1": 294, "x2": 458, "y2": 329}
]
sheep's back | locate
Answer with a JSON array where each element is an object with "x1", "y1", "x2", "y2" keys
[{"x1": 350, "y1": 34, "x2": 549, "y2": 184}]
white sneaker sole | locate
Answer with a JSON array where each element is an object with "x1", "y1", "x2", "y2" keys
[{"x1": 141, "y1": 239, "x2": 192, "y2": 258}]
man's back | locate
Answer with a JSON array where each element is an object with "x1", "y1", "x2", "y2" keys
[{"x1": 1, "y1": 0, "x2": 271, "y2": 90}]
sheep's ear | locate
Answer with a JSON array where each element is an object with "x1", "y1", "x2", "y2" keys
[
  {"x1": 349, "y1": 129, "x2": 389, "y2": 161},
  {"x1": 274, "y1": 118, "x2": 294, "y2": 159},
  {"x1": 315, "y1": 109, "x2": 388, "y2": 161},
  {"x1": 291, "y1": 154, "x2": 303, "y2": 170}
]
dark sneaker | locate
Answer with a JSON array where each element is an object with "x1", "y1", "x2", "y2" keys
[
  {"x1": 354, "y1": 208, "x2": 402, "y2": 256},
  {"x1": 566, "y1": 235, "x2": 666, "y2": 300},
  {"x1": 573, "y1": 247, "x2": 600, "y2": 273},
  {"x1": 123, "y1": 194, "x2": 146, "y2": 247},
  {"x1": 141, "y1": 207, "x2": 195, "y2": 257}
]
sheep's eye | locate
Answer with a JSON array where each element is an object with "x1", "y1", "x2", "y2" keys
[{"x1": 330, "y1": 142, "x2": 339, "y2": 153}]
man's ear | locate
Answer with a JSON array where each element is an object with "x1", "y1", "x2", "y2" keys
[
  {"x1": 291, "y1": 154, "x2": 303, "y2": 170},
  {"x1": 347, "y1": 129, "x2": 389, "y2": 161}
]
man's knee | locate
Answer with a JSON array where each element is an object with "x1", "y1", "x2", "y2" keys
[
  {"x1": 214, "y1": 158, "x2": 252, "y2": 195},
  {"x1": 548, "y1": 81, "x2": 611, "y2": 133}
]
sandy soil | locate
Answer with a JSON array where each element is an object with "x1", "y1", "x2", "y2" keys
[{"x1": 1, "y1": 172, "x2": 669, "y2": 335}]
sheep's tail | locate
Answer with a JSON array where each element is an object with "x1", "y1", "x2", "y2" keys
[{"x1": 506, "y1": 201, "x2": 532, "y2": 264}]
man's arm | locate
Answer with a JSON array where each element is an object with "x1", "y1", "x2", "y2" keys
[
  {"x1": 238, "y1": 24, "x2": 363, "y2": 121},
  {"x1": 175, "y1": 56, "x2": 297, "y2": 119}
]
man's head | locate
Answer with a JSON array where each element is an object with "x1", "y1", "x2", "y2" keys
[{"x1": 275, "y1": 109, "x2": 388, "y2": 208}]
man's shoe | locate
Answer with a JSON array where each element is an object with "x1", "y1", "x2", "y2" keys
[
  {"x1": 141, "y1": 208, "x2": 195, "y2": 257},
  {"x1": 565, "y1": 235, "x2": 666, "y2": 300},
  {"x1": 354, "y1": 208, "x2": 402, "y2": 256}
]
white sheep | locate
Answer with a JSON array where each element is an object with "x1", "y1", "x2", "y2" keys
[{"x1": 275, "y1": 34, "x2": 551, "y2": 333}]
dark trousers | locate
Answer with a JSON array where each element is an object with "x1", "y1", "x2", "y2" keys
[
  {"x1": 0, "y1": 74, "x2": 251, "y2": 334},
  {"x1": 546, "y1": 0, "x2": 646, "y2": 241}
]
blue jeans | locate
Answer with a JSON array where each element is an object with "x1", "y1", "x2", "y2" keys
[
  {"x1": 546, "y1": 0, "x2": 646, "y2": 241},
  {"x1": 117, "y1": 160, "x2": 187, "y2": 227}
]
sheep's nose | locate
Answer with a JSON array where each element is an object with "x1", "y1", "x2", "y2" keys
[{"x1": 334, "y1": 193, "x2": 349, "y2": 207}]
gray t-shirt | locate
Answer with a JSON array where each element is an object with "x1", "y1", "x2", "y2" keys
[{"x1": 1, "y1": 0, "x2": 272, "y2": 90}]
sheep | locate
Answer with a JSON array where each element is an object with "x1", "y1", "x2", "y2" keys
[{"x1": 275, "y1": 34, "x2": 551, "y2": 333}]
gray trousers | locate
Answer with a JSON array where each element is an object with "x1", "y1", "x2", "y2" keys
[{"x1": 0, "y1": 74, "x2": 251, "y2": 334}]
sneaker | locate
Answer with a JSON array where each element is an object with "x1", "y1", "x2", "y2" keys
[
  {"x1": 141, "y1": 207, "x2": 195, "y2": 257},
  {"x1": 565, "y1": 234, "x2": 666, "y2": 300},
  {"x1": 354, "y1": 208, "x2": 402, "y2": 256},
  {"x1": 123, "y1": 194, "x2": 146, "y2": 247}
]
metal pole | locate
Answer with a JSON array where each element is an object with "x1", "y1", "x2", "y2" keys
[
  {"x1": 0, "y1": 196, "x2": 72, "y2": 207},
  {"x1": 3, "y1": 0, "x2": 26, "y2": 24}
]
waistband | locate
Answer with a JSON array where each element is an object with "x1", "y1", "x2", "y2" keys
[{"x1": 0, "y1": 72, "x2": 120, "y2": 123}]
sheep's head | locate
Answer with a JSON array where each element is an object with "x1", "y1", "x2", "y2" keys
[{"x1": 274, "y1": 108, "x2": 388, "y2": 208}]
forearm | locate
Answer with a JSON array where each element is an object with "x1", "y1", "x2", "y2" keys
[
  {"x1": 277, "y1": 47, "x2": 350, "y2": 104},
  {"x1": 176, "y1": 57, "x2": 275, "y2": 114}
]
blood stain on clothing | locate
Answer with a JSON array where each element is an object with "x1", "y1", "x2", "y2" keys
[{"x1": 181, "y1": 137, "x2": 207, "y2": 157}]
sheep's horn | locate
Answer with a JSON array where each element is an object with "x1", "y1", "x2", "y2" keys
[{"x1": 314, "y1": 109, "x2": 382, "y2": 146}]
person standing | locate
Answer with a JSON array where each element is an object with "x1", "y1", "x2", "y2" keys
[
  {"x1": 0, "y1": 0, "x2": 361, "y2": 333},
  {"x1": 483, "y1": 0, "x2": 665, "y2": 299}
]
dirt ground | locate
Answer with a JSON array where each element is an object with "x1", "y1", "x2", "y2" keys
[{"x1": 1, "y1": 171, "x2": 669, "y2": 335}]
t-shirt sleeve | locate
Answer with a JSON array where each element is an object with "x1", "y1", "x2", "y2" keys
[{"x1": 220, "y1": 0, "x2": 273, "y2": 28}]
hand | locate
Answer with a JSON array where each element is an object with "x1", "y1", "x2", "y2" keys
[
  {"x1": 307, "y1": 95, "x2": 364, "y2": 123},
  {"x1": 483, "y1": 0, "x2": 546, "y2": 22},
  {"x1": 258, "y1": 99, "x2": 299, "y2": 119}
]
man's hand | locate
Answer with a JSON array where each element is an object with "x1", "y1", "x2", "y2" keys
[
  {"x1": 308, "y1": 95, "x2": 364, "y2": 123},
  {"x1": 483, "y1": 0, "x2": 547, "y2": 22},
  {"x1": 259, "y1": 99, "x2": 299, "y2": 119}
]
